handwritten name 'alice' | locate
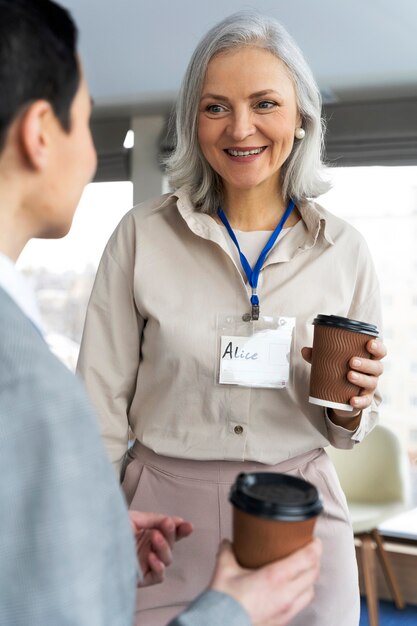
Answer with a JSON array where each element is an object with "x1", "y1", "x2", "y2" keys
[{"x1": 222, "y1": 342, "x2": 258, "y2": 361}]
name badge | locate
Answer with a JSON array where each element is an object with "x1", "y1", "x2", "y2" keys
[{"x1": 217, "y1": 315, "x2": 295, "y2": 389}]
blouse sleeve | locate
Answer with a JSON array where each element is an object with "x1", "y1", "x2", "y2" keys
[
  {"x1": 325, "y1": 236, "x2": 383, "y2": 449},
  {"x1": 77, "y1": 212, "x2": 144, "y2": 476}
]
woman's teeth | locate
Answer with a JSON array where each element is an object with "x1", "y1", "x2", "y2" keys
[{"x1": 226, "y1": 147, "x2": 265, "y2": 157}]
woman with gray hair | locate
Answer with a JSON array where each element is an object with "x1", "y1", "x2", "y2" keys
[{"x1": 78, "y1": 10, "x2": 385, "y2": 626}]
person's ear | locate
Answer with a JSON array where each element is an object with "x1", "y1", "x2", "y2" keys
[{"x1": 19, "y1": 100, "x2": 55, "y2": 171}]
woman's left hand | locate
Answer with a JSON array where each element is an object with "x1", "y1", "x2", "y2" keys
[
  {"x1": 301, "y1": 338, "x2": 387, "y2": 417},
  {"x1": 341, "y1": 338, "x2": 386, "y2": 414}
]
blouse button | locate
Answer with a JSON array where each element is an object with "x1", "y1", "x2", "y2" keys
[{"x1": 234, "y1": 425, "x2": 244, "y2": 435}]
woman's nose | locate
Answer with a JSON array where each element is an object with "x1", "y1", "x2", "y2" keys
[{"x1": 226, "y1": 110, "x2": 256, "y2": 141}]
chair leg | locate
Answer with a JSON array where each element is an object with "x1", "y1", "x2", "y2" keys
[
  {"x1": 371, "y1": 529, "x2": 405, "y2": 610},
  {"x1": 358, "y1": 533, "x2": 379, "y2": 626}
]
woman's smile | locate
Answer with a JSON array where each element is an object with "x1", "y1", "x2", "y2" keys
[{"x1": 223, "y1": 145, "x2": 268, "y2": 162}]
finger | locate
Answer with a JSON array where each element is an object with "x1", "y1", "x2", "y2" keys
[
  {"x1": 287, "y1": 538, "x2": 322, "y2": 570},
  {"x1": 175, "y1": 521, "x2": 194, "y2": 541},
  {"x1": 149, "y1": 529, "x2": 173, "y2": 566},
  {"x1": 218, "y1": 539, "x2": 237, "y2": 560},
  {"x1": 213, "y1": 540, "x2": 239, "y2": 572},
  {"x1": 170, "y1": 516, "x2": 193, "y2": 538},
  {"x1": 139, "y1": 552, "x2": 166, "y2": 587},
  {"x1": 157, "y1": 517, "x2": 176, "y2": 548},
  {"x1": 274, "y1": 539, "x2": 321, "y2": 582},
  {"x1": 261, "y1": 587, "x2": 316, "y2": 626},
  {"x1": 274, "y1": 586, "x2": 316, "y2": 626},
  {"x1": 349, "y1": 356, "x2": 383, "y2": 378},
  {"x1": 348, "y1": 370, "x2": 379, "y2": 392},
  {"x1": 157, "y1": 517, "x2": 193, "y2": 547},
  {"x1": 350, "y1": 393, "x2": 372, "y2": 411},
  {"x1": 366, "y1": 339, "x2": 387, "y2": 360},
  {"x1": 129, "y1": 510, "x2": 171, "y2": 532},
  {"x1": 301, "y1": 346, "x2": 312, "y2": 364},
  {"x1": 275, "y1": 548, "x2": 320, "y2": 602},
  {"x1": 257, "y1": 553, "x2": 319, "y2": 626}
]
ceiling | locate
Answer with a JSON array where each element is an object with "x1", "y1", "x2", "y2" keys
[{"x1": 62, "y1": 0, "x2": 417, "y2": 118}]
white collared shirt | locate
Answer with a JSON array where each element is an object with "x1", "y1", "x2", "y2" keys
[{"x1": 0, "y1": 252, "x2": 44, "y2": 334}]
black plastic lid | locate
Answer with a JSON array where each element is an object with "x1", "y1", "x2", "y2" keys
[
  {"x1": 312, "y1": 314, "x2": 378, "y2": 337},
  {"x1": 229, "y1": 472, "x2": 323, "y2": 521}
]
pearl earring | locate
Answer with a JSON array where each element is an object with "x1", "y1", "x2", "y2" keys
[{"x1": 294, "y1": 127, "x2": 305, "y2": 140}]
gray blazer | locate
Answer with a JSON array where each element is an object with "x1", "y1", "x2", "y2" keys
[
  {"x1": 169, "y1": 591, "x2": 250, "y2": 626},
  {"x1": 0, "y1": 287, "x2": 250, "y2": 626},
  {"x1": 0, "y1": 287, "x2": 137, "y2": 625}
]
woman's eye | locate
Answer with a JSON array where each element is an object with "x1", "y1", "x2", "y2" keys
[
  {"x1": 206, "y1": 104, "x2": 226, "y2": 113},
  {"x1": 256, "y1": 100, "x2": 276, "y2": 110}
]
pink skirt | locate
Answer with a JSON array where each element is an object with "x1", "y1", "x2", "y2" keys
[{"x1": 122, "y1": 442, "x2": 359, "y2": 626}]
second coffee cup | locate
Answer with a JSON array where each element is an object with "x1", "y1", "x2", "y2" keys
[
  {"x1": 229, "y1": 472, "x2": 323, "y2": 568},
  {"x1": 308, "y1": 314, "x2": 379, "y2": 411}
]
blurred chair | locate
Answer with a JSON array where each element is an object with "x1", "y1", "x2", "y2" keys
[{"x1": 327, "y1": 424, "x2": 412, "y2": 626}]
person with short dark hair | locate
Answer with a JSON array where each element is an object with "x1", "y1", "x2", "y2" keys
[
  {"x1": 0, "y1": 2, "x2": 321, "y2": 625},
  {"x1": 0, "y1": 0, "x2": 79, "y2": 151}
]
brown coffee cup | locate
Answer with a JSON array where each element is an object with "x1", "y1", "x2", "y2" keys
[
  {"x1": 308, "y1": 314, "x2": 379, "y2": 411},
  {"x1": 229, "y1": 472, "x2": 323, "y2": 568}
]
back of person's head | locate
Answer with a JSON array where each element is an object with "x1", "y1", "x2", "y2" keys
[
  {"x1": 0, "y1": 0, "x2": 79, "y2": 153},
  {"x1": 165, "y1": 10, "x2": 330, "y2": 211}
]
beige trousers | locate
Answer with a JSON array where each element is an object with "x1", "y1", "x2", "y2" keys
[{"x1": 122, "y1": 443, "x2": 360, "y2": 626}]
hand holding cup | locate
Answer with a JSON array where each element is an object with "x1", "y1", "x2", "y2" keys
[{"x1": 303, "y1": 315, "x2": 385, "y2": 415}]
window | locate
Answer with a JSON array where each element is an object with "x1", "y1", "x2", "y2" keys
[
  {"x1": 17, "y1": 181, "x2": 133, "y2": 369},
  {"x1": 319, "y1": 165, "x2": 417, "y2": 455}
]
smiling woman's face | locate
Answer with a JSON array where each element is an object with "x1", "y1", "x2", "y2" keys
[{"x1": 198, "y1": 45, "x2": 300, "y2": 198}]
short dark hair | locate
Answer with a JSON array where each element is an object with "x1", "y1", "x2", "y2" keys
[{"x1": 0, "y1": 0, "x2": 80, "y2": 151}]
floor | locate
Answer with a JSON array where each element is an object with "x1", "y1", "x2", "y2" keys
[
  {"x1": 359, "y1": 599, "x2": 417, "y2": 625},
  {"x1": 358, "y1": 464, "x2": 417, "y2": 624}
]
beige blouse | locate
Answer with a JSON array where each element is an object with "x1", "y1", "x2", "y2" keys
[{"x1": 77, "y1": 188, "x2": 382, "y2": 476}]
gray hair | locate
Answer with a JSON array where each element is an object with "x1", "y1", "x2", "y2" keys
[{"x1": 164, "y1": 10, "x2": 330, "y2": 213}]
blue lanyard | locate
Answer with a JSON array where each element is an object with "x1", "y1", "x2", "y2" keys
[{"x1": 217, "y1": 199, "x2": 295, "y2": 320}]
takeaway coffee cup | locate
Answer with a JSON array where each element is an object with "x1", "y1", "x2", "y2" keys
[
  {"x1": 308, "y1": 314, "x2": 379, "y2": 412},
  {"x1": 229, "y1": 472, "x2": 323, "y2": 568}
]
